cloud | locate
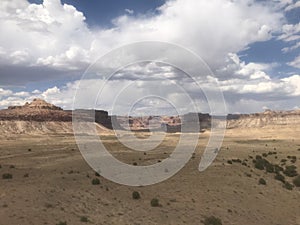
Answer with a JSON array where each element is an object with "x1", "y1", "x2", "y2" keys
[
  {"x1": 288, "y1": 55, "x2": 300, "y2": 68},
  {"x1": 0, "y1": 0, "x2": 298, "y2": 113},
  {"x1": 285, "y1": 1, "x2": 300, "y2": 11},
  {"x1": 14, "y1": 91, "x2": 30, "y2": 97},
  {"x1": 0, "y1": 61, "x2": 299, "y2": 114},
  {"x1": 279, "y1": 23, "x2": 300, "y2": 53},
  {"x1": 217, "y1": 53, "x2": 274, "y2": 80},
  {"x1": 0, "y1": 0, "x2": 285, "y2": 85},
  {"x1": 282, "y1": 41, "x2": 300, "y2": 53},
  {"x1": 125, "y1": 9, "x2": 134, "y2": 14},
  {"x1": 0, "y1": 88, "x2": 13, "y2": 98}
]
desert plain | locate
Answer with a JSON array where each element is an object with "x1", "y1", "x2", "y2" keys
[{"x1": 0, "y1": 124, "x2": 299, "y2": 225}]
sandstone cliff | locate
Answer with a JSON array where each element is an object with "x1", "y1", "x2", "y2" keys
[
  {"x1": 227, "y1": 109, "x2": 300, "y2": 129},
  {"x1": 0, "y1": 99, "x2": 299, "y2": 134}
]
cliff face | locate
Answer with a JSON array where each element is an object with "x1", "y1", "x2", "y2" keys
[
  {"x1": 1, "y1": 99, "x2": 300, "y2": 132},
  {"x1": 226, "y1": 110, "x2": 300, "y2": 129}
]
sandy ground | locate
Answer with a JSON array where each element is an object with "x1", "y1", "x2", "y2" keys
[{"x1": 0, "y1": 127, "x2": 299, "y2": 225}]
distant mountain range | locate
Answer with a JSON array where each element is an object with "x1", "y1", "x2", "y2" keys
[{"x1": 0, "y1": 99, "x2": 299, "y2": 133}]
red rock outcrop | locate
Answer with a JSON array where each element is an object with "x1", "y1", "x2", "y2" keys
[{"x1": 0, "y1": 99, "x2": 72, "y2": 122}]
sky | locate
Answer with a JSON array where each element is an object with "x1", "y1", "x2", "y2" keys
[{"x1": 0, "y1": 0, "x2": 300, "y2": 114}]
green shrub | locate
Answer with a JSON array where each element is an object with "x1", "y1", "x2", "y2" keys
[
  {"x1": 265, "y1": 164, "x2": 274, "y2": 173},
  {"x1": 262, "y1": 153, "x2": 268, "y2": 157},
  {"x1": 132, "y1": 191, "x2": 141, "y2": 200},
  {"x1": 56, "y1": 222, "x2": 67, "y2": 225},
  {"x1": 227, "y1": 160, "x2": 232, "y2": 164},
  {"x1": 245, "y1": 173, "x2": 252, "y2": 177},
  {"x1": 283, "y1": 182, "x2": 293, "y2": 190},
  {"x1": 258, "y1": 178, "x2": 266, "y2": 185},
  {"x1": 292, "y1": 175, "x2": 300, "y2": 187},
  {"x1": 274, "y1": 173, "x2": 285, "y2": 183},
  {"x1": 256, "y1": 155, "x2": 262, "y2": 160},
  {"x1": 283, "y1": 165, "x2": 298, "y2": 177},
  {"x1": 80, "y1": 216, "x2": 88, "y2": 222},
  {"x1": 150, "y1": 198, "x2": 160, "y2": 207},
  {"x1": 291, "y1": 158, "x2": 297, "y2": 163},
  {"x1": 232, "y1": 159, "x2": 242, "y2": 163},
  {"x1": 2, "y1": 173, "x2": 13, "y2": 179},
  {"x1": 203, "y1": 216, "x2": 222, "y2": 225},
  {"x1": 91, "y1": 178, "x2": 100, "y2": 185},
  {"x1": 255, "y1": 158, "x2": 268, "y2": 170},
  {"x1": 95, "y1": 172, "x2": 100, "y2": 177},
  {"x1": 274, "y1": 165, "x2": 283, "y2": 173},
  {"x1": 255, "y1": 160, "x2": 264, "y2": 170}
]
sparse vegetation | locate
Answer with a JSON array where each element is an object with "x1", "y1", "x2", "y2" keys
[
  {"x1": 132, "y1": 191, "x2": 141, "y2": 200},
  {"x1": 245, "y1": 172, "x2": 252, "y2": 177},
  {"x1": 56, "y1": 222, "x2": 67, "y2": 225},
  {"x1": 290, "y1": 156, "x2": 297, "y2": 163},
  {"x1": 2, "y1": 173, "x2": 13, "y2": 179},
  {"x1": 203, "y1": 216, "x2": 222, "y2": 225},
  {"x1": 283, "y1": 165, "x2": 298, "y2": 177},
  {"x1": 274, "y1": 173, "x2": 285, "y2": 183},
  {"x1": 283, "y1": 182, "x2": 294, "y2": 190},
  {"x1": 232, "y1": 159, "x2": 242, "y2": 163},
  {"x1": 91, "y1": 178, "x2": 100, "y2": 185},
  {"x1": 274, "y1": 165, "x2": 283, "y2": 173},
  {"x1": 80, "y1": 216, "x2": 88, "y2": 222},
  {"x1": 254, "y1": 158, "x2": 266, "y2": 170},
  {"x1": 265, "y1": 163, "x2": 274, "y2": 173},
  {"x1": 259, "y1": 178, "x2": 266, "y2": 185},
  {"x1": 150, "y1": 198, "x2": 160, "y2": 207},
  {"x1": 227, "y1": 160, "x2": 232, "y2": 164},
  {"x1": 292, "y1": 175, "x2": 300, "y2": 187}
]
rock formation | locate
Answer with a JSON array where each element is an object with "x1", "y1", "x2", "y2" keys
[
  {"x1": 0, "y1": 99, "x2": 72, "y2": 122},
  {"x1": 1, "y1": 99, "x2": 300, "y2": 133}
]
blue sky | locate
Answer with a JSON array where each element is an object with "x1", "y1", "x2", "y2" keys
[
  {"x1": 29, "y1": 0, "x2": 165, "y2": 27},
  {"x1": 0, "y1": 0, "x2": 300, "y2": 114}
]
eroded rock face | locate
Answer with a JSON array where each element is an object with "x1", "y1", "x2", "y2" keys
[
  {"x1": 1, "y1": 99, "x2": 300, "y2": 131},
  {"x1": 8, "y1": 99, "x2": 63, "y2": 110},
  {"x1": 0, "y1": 99, "x2": 72, "y2": 121},
  {"x1": 0, "y1": 99, "x2": 113, "y2": 127},
  {"x1": 227, "y1": 110, "x2": 300, "y2": 128}
]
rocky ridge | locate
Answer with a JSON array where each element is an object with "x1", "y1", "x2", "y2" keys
[
  {"x1": 0, "y1": 99, "x2": 72, "y2": 122},
  {"x1": 0, "y1": 99, "x2": 300, "y2": 132}
]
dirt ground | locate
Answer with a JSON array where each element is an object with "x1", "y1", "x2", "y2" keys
[{"x1": 0, "y1": 127, "x2": 299, "y2": 225}]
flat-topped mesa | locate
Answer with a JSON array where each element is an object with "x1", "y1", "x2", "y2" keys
[
  {"x1": 1, "y1": 99, "x2": 71, "y2": 122},
  {"x1": 8, "y1": 98, "x2": 62, "y2": 111}
]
